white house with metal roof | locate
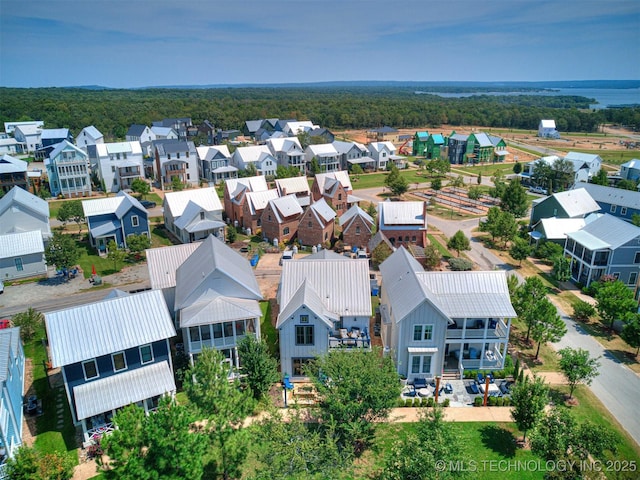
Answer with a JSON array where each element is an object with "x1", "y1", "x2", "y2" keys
[
  {"x1": 44, "y1": 289, "x2": 177, "y2": 443},
  {"x1": 620, "y1": 159, "x2": 640, "y2": 183},
  {"x1": 274, "y1": 176, "x2": 311, "y2": 207},
  {"x1": 573, "y1": 181, "x2": 640, "y2": 223},
  {"x1": 76, "y1": 126, "x2": 104, "y2": 149},
  {"x1": 0, "y1": 186, "x2": 51, "y2": 240},
  {"x1": 196, "y1": 145, "x2": 236, "y2": 184},
  {"x1": 13, "y1": 124, "x2": 42, "y2": 153},
  {"x1": 305, "y1": 144, "x2": 341, "y2": 173},
  {"x1": 151, "y1": 139, "x2": 198, "y2": 190},
  {"x1": 277, "y1": 256, "x2": 371, "y2": 379},
  {"x1": 0, "y1": 154, "x2": 28, "y2": 194},
  {"x1": 267, "y1": 137, "x2": 306, "y2": 172},
  {"x1": 82, "y1": 191, "x2": 150, "y2": 251},
  {"x1": 564, "y1": 213, "x2": 640, "y2": 294},
  {"x1": 531, "y1": 217, "x2": 590, "y2": 244},
  {"x1": 333, "y1": 140, "x2": 376, "y2": 171},
  {"x1": 538, "y1": 119, "x2": 559, "y2": 138},
  {"x1": 0, "y1": 327, "x2": 25, "y2": 464},
  {"x1": 173, "y1": 235, "x2": 263, "y2": 372},
  {"x1": 0, "y1": 230, "x2": 46, "y2": 280},
  {"x1": 163, "y1": 187, "x2": 224, "y2": 244},
  {"x1": 368, "y1": 141, "x2": 404, "y2": 170},
  {"x1": 89, "y1": 141, "x2": 144, "y2": 193},
  {"x1": 377, "y1": 200, "x2": 428, "y2": 247},
  {"x1": 379, "y1": 247, "x2": 516, "y2": 381},
  {"x1": 529, "y1": 187, "x2": 601, "y2": 226},
  {"x1": 231, "y1": 145, "x2": 277, "y2": 176},
  {"x1": 563, "y1": 152, "x2": 602, "y2": 179}
]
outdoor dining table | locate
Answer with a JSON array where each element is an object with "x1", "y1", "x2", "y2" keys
[{"x1": 478, "y1": 383, "x2": 500, "y2": 396}]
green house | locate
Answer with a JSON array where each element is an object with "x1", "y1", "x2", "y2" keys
[
  {"x1": 425, "y1": 133, "x2": 445, "y2": 159},
  {"x1": 489, "y1": 135, "x2": 509, "y2": 162},
  {"x1": 465, "y1": 133, "x2": 494, "y2": 163},
  {"x1": 412, "y1": 131, "x2": 429, "y2": 157}
]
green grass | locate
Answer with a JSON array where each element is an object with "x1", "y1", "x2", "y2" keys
[
  {"x1": 150, "y1": 224, "x2": 175, "y2": 248},
  {"x1": 351, "y1": 169, "x2": 433, "y2": 191},
  {"x1": 427, "y1": 234, "x2": 453, "y2": 258},
  {"x1": 260, "y1": 301, "x2": 278, "y2": 357},
  {"x1": 48, "y1": 200, "x2": 64, "y2": 219},
  {"x1": 23, "y1": 326, "x2": 78, "y2": 466},
  {"x1": 564, "y1": 149, "x2": 638, "y2": 165},
  {"x1": 450, "y1": 162, "x2": 515, "y2": 178},
  {"x1": 75, "y1": 239, "x2": 121, "y2": 278}
]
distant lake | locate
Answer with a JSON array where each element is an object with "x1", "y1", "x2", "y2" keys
[{"x1": 415, "y1": 88, "x2": 640, "y2": 109}]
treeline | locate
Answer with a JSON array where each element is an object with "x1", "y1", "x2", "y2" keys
[{"x1": 0, "y1": 86, "x2": 635, "y2": 141}]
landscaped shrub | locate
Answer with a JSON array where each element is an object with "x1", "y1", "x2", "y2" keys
[
  {"x1": 474, "y1": 396, "x2": 483, "y2": 407},
  {"x1": 415, "y1": 398, "x2": 423, "y2": 407},
  {"x1": 496, "y1": 397, "x2": 504, "y2": 407},
  {"x1": 503, "y1": 397, "x2": 511, "y2": 406},
  {"x1": 448, "y1": 257, "x2": 473, "y2": 271},
  {"x1": 396, "y1": 398, "x2": 405, "y2": 407},
  {"x1": 488, "y1": 396, "x2": 497, "y2": 406},
  {"x1": 404, "y1": 398, "x2": 413, "y2": 407},
  {"x1": 442, "y1": 398, "x2": 450, "y2": 407},
  {"x1": 572, "y1": 300, "x2": 596, "y2": 322},
  {"x1": 426, "y1": 397, "x2": 435, "y2": 407},
  {"x1": 503, "y1": 355, "x2": 514, "y2": 377}
]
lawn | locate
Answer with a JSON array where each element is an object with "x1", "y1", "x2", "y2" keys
[
  {"x1": 565, "y1": 149, "x2": 638, "y2": 165},
  {"x1": 260, "y1": 301, "x2": 278, "y2": 358},
  {"x1": 350, "y1": 169, "x2": 433, "y2": 191},
  {"x1": 427, "y1": 233, "x2": 453, "y2": 259},
  {"x1": 450, "y1": 162, "x2": 516, "y2": 178}
]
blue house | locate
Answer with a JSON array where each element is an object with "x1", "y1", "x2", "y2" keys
[
  {"x1": 44, "y1": 289, "x2": 177, "y2": 444},
  {"x1": 0, "y1": 327, "x2": 25, "y2": 467},
  {"x1": 82, "y1": 191, "x2": 150, "y2": 252},
  {"x1": 45, "y1": 140, "x2": 91, "y2": 198},
  {"x1": 574, "y1": 182, "x2": 640, "y2": 224},
  {"x1": 35, "y1": 128, "x2": 73, "y2": 160}
]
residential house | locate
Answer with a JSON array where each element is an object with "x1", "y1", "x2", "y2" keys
[
  {"x1": 231, "y1": 146, "x2": 277, "y2": 176},
  {"x1": 45, "y1": 290, "x2": 177, "y2": 444},
  {"x1": 523, "y1": 155, "x2": 595, "y2": 188},
  {"x1": 45, "y1": 140, "x2": 91, "y2": 198},
  {"x1": 151, "y1": 139, "x2": 198, "y2": 190},
  {"x1": 223, "y1": 176, "x2": 269, "y2": 227},
  {"x1": 367, "y1": 126, "x2": 399, "y2": 143},
  {"x1": 0, "y1": 327, "x2": 25, "y2": 464},
  {"x1": 412, "y1": 132, "x2": 430, "y2": 157},
  {"x1": 311, "y1": 171, "x2": 355, "y2": 216},
  {"x1": 0, "y1": 186, "x2": 51, "y2": 240},
  {"x1": 13, "y1": 124, "x2": 42, "y2": 153},
  {"x1": 367, "y1": 141, "x2": 404, "y2": 170},
  {"x1": 76, "y1": 126, "x2": 104, "y2": 149},
  {"x1": 36, "y1": 128, "x2": 74, "y2": 160},
  {"x1": 150, "y1": 126, "x2": 178, "y2": 141},
  {"x1": 339, "y1": 205, "x2": 374, "y2": 249},
  {"x1": 174, "y1": 235, "x2": 263, "y2": 370},
  {"x1": 89, "y1": 141, "x2": 144, "y2": 193},
  {"x1": 260, "y1": 194, "x2": 303, "y2": 243},
  {"x1": 274, "y1": 176, "x2": 311, "y2": 208},
  {"x1": 564, "y1": 152, "x2": 602, "y2": 179},
  {"x1": 529, "y1": 188, "x2": 601, "y2": 226},
  {"x1": 152, "y1": 118, "x2": 192, "y2": 141},
  {"x1": 305, "y1": 144, "x2": 340, "y2": 173},
  {"x1": 447, "y1": 132, "x2": 468, "y2": 164},
  {"x1": 244, "y1": 119, "x2": 280, "y2": 138},
  {"x1": 377, "y1": 201, "x2": 428, "y2": 248},
  {"x1": 297, "y1": 198, "x2": 336, "y2": 247},
  {"x1": 308, "y1": 128, "x2": 335, "y2": 143},
  {"x1": 242, "y1": 189, "x2": 279, "y2": 233},
  {"x1": 126, "y1": 124, "x2": 155, "y2": 144},
  {"x1": 4, "y1": 121, "x2": 43, "y2": 135},
  {"x1": 379, "y1": 247, "x2": 515, "y2": 380},
  {"x1": 489, "y1": 134, "x2": 509, "y2": 162},
  {"x1": 425, "y1": 133, "x2": 445, "y2": 160},
  {"x1": 332, "y1": 140, "x2": 375, "y2": 171},
  {"x1": 196, "y1": 145, "x2": 237, "y2": 184},
  {"x1": 0, "y1": 230, "x2": 47, "y2": 280},
  {"x1": 146, "y1": 242, "x2": 201, "y2": 314},
  {"x1": 0, "y1": 154, "x2": 28, "y2": 194},
  {"x1": 277, "y1": 255, "x2": 371, "y2": 379},
  {"x1": 0, "y1": 137, "x2": 22, "y2": 155},
  {"x1": 215, "y1": 129, "x2": 241, "y2": 144},
  {"x1": 82, "y1": 191, "x2": 150, "y2": 252},
  {"x1": 538, "y1": 119, "x2": 560, "y2": 138},
  {"x1": 267, "y1": 137, "x2": 306, "y2": 172},
  {"x1": 620, "y1": 159, "x2": 640, "y2": 183},
  {"x1": 564, "y1": 214, "x2": 640, "y2": 297},
  {"x1": 531, "y1": 217, "x2": 590, "y2": 245},
  {"x1": 198, "y1": 120, "x2": 216, "y2": 145},
  {"x1": 574, "y1": 182, "x2": 640, "y2": 223},
  {"x1": 464, "y1": 133, "x2": 495, "y2": 164},
  {"x1": 282, "y1": 121, "x2": 319, "y2": 137},
  {"x1": 163, "y1": 187, "x2": 225, "y2": 244}
]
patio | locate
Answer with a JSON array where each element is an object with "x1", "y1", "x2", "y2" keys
[{"x1": 400, "y1": 379, "x2": 511, "y2": 407}]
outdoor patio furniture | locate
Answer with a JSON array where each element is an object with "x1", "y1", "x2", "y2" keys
[
  {"x1": 403, "y1": 385, "x2": 417, "y2": 397},
  {"x1": 476, "y1": 372, "x2": 484, "y2": 384},
  {"x1": 499, "y1": 382, "x2": 510, "y2": 395},
  {"x1": 283, "y1": 376, "x2": 294, "y2": 390},
  {"x1": 444, "y1": 383, "x2": 453, "y2": 394},
  {"x1": 417, "y1": 387, "x2": 431, "y2": 397},
  {"x1": 469, "y1": 383, "x2": 480, "y2": 395},
  {"x1": 413, "y1": 377, "x2": 428, "y2": 389}
]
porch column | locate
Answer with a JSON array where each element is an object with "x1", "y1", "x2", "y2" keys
[
  {"x1": 81, "y1": 419, "x2": 89, "y2": 443},
  {"x1": 234, "y1": 346, "x2": 240, "y2": 370}
]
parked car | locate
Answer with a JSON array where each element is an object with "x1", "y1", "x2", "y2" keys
[
  {"x1": 140, "y1": 200, "x2": 157, "y2": 209},
  {"x1": 279, "y1": 249, "x2": 294, "y2": 265},
  {"x1": 529, "y1": 186, "x2": 548, "y2": 195}
]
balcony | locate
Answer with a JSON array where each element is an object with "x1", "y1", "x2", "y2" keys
[
  {"x1": 329, "y1": 327, "x2": 371, "y2": 350},
  {"x1": 445, "y1": 319, "x2": 508, "y2": 340},
  {"x1": 461, "y1": 348, "x2": 504, "y2": 370}
]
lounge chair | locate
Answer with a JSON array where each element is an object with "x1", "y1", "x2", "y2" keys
[
  {"x1": 283, "y1": 376, "x2": 294, "y2": 390},
  {"x1": 413, "y1": 377, "x2": 428, "y2": 389},
  {"x1": 444, "y1": 383, "x2": 453, "y2": 394},
  {"x1": 469, "y1": 382, "x2": 479, "y2": 395},
  {"x1": 499, "y1": 382, "x2": 509, "y2": 395},
  {"x1": 486, "y1": 373, "x2": 494, "y2": 384},
  {"x1": 476, "y1": 372, "x2": 484, "y2": 384}
]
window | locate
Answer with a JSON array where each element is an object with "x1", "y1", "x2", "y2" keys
[
  {"x1": 413, "y1": 324, "x2": 433, "y2": 341},
  {"x1": 83, "y1": 359, "x2": 99, "y2": 380},
  {"x1": 612, "y1": 272, "x2": 620, "y2": 279},
  {"x1": 167, "y1": 154, "x2": 171, "y2": 160},
  {"x1": 14, "y1": 258, "x2": 23, "y2": 272},
  {"x1": 629, "y1": 272, "x2": 638, "y2": 286},
  {"x1": 295, "y1": 325, "x2": 314, "y2": 345},
  {"x1": 621, "y1": 207, "x2": 627, "y2": 215},
  {"x1": 308, "y1": 221, "x2": 313, "y2": 228},
  {"x1": 190, "y1": 326, "x2": 201, "y2": 342},
  {"x1": 355, "y1": 226, "x2": 361, "y2": 234},
  {"x1": 112, "y1": 352, "x2": 127, "y2": 372},
  {"x1": 634, "y1": 252, "x2": 640, "y2": 264},
  {"x1": 200, "y1": 212, "x2": 205, "y2": 220},
  {"x1": 410, "y1": 355, "x2": 432, "y2": 374},
  {"x1": 338, "y1": 194, "x2": 342, "y2": 200},
  {"x1": 300, "y1": 315, "x2": 309, "y2": 324},
  {"x1": 201, "y1": 325, "x2": 211, "y2": 341},
  {"x1": 610, "y1": 205, "x2": 617, "y2": 213},
  {"x1": 177, "y1": 153, "x2": 180, "y2": 159},
  {"x1": 111, "y1": 166, "x2": 116, "y2": 172},
  {"x1": 283, "y1": 227, "x2": 290, "y2": 235},
  {"x1": 131, "y1": 215, "x2": 139, "y2": 227},
  {"x1": 140, "y1": 345, "x2": 153, "y2": 364},
  {"x1": 292, "y1": 358, "x2": 313, "y2": 376}
]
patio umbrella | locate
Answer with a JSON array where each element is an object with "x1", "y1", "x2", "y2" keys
[{"x1": 91, "y1": 264, "x2": 97, "y2": 275}]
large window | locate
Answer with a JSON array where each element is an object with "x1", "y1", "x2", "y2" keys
[
  {"x1": 131, "y1": 215, "x2": 139, "y2": 227},
  {"x1": 292, "y1": 358, "x2": 314, "y2": 376},
  {"x1": 295, "y1": 325, "x2": 314, "y2": 346},
  {"x1": 139, "y1": 344, "x2": 153, "y2": 364},
  {"x1": 112, "y1": 352, "x2": 127, "y2": 372},
  {"x1": 410, "y1": 355, "x2": 432, "y2": 375},
  {"x1": 14, "y1": 258, "x2": 23, "y2": 271},
  {"x1": 82, "y1": 359, "x2": 99, "y2": 380},
  {"x1": 629, "y1": 272, "x2": 638, "y2": 286},
  {"x1": 413, "y1": 324, "x2": 433, "y2": 341}
]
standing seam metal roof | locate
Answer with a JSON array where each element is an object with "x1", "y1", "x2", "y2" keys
[{"x1": 0, "y1": 230, "x2": 44, "y2": 257}]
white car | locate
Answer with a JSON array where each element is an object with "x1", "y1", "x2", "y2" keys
[{"x1": 529, "y1": 186, "x2": 548, "y2": 195}]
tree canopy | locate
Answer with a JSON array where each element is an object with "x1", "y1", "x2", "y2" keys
[
  {"x1": 236, "y1": 335, "x2": 279, "y2": 401},
  {"x1": 499, "y1": 179, "x2": 529, "y2": 218},
  {"x1": 510, "y1": 375, "x2": 549, "y2": 443},
  {"x1": 44, "y1": 232, "x2": 80, "y2": 275},
  {"x1": 447, "y1": 230, "x2": 470, "y2": 257},
  {"x1": 558, "y1": 347, "x2": 600, "y2": 398},
  {"x1": 57, "y1": 200, "x2": 85, "y2": 233},
  {"x1": 595, "y1": 279, "x2": 637, "y2": 331}
]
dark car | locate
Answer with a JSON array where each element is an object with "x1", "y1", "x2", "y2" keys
[{"x1": 140, "y1": 200, "x2": 157, "y2": 209}]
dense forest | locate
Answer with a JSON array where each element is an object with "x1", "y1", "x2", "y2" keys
[{"x1": 1, "y1": 86, "x2": 638, "y2": 141}]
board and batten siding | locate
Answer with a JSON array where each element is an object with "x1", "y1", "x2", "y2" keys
[{"x1": 279, "y1": 306, "x2": 330, "y2": 379}]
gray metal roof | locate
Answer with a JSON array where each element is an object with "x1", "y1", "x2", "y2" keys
[
  {"x1": 310, "y1": 198, "x2": 336, "y2": 223},
  {"x1": 269, "y1": 194, "x2": 303, "y2": 222},
  {"x1": 246, "y1": 189, "x2": 279, "y2": 215},
  {"x1": 275, "y1": 176, "x2": 310, "y2": 196},
  {"x1": 89, "y1": 219, "x2": 119, "y2": 238},
  {"x1": 567, "y1": 213, "x2": 640, "y2": 250},
  {"x1": 379, "y1": 201, "x2": 427, "y2": 227},
  {"x1": 299, "y1": 249, "x2": 347, "y2": 261},
  {"x1": 153, "y1": 139, "x2": 195, "y2": 155},
  {"x1": 73, "y1": 361, "x2": 175, "y2": 420},
  {"x1": 174, "y1": 235, "x2": 262, "y2": 311},
  {"x1": 41, "y1": 128, "x2": 69, "y2": 140},
  {"x1": 82, "y1": 191, "x2": 145, "y2": 218},
  {"x1": 473, "y1": 132, "x2": 492, "y2": 147},
  {"x1": 279, "y1": 258, "x2": 371, "y2": 318},
  {"x1": 164, "y1": 187, "x2": 222, "y2": 218},
  {"x1": 0, "y1": 328, "x2": 21, "y2": 382},
  {"x1": 277, "y1": 279, "x2": 336, "y2": 328},
  {"x1": 339, "y1": 205, "x2": 374, "y2": 227},
  {"x1": 146, "y1": 242, "x2": 201, "y2": 289},
  {"x1": 180, "y1": 295, "x2": 262, "y2": 328},
  {"x1": 575, "y1": 182, "x2": 640, "y2": 210},
  {"x1": 45, "y1": 289, "x2": 176, "y2": 367},
  {"x1": 0, "y1": 154, "x2": 27, "y2": 174},
  {"x1": 0, "y1": 230, "x2": 44, "y2": 257},
  {"x1": 126, "y1": 124, "x2": 147, "y2": 137},
  {"x1": 550, "y1": 188, "x2": 600, "y2": 218},
  {"x1": 48, "y1": 140, "x2": 87, "y2": 161},
  {"x1": 79, "y1": 125, "x2": 103, "y2": 140}
]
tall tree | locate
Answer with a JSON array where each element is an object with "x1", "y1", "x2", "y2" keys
[
  {"x1": 106, "y1": 240, "x2": 127, "y2": 272},
  {"x1": 513, "y1": 162, "x2": 522, "y2": 174},
  {"x1": 531, "y1": 298, "x2": 566, "y2": 360},
  {"x1": 244, "y1": 162, "x2": 258, "y2": 177},
  {"x1": 558, "y1": 347, "x2": 600, "y2": 398},
  {"x1": 510, "y1": 375, "x2": 549, "y2": 443},
  {"x1": 131, "y1": 178, "x2": 150, "y2": 198},
  {"x1": 310, "y1": 348, "x2": 400, "y2": 456},
  {"x1": 57, "y1": 200, "x2": 85, "y2": 233},
  {"x1": 430, "y1": 177, "x2": 442, "y2": 194},
  {"x1": 44, "y1": 232, "x2": 80, "y2": 277},
  {"x1": 385, "y1": 164, "x2": 408, "y2": 196},
  {"x1": 184, "y1": 347, "x2": 255, "y2": 480},
  {"x1": 512, "y1": 276, "x2": 547, "y2": 342},
  {"x1": 595, "y1": 279, "x2": 637, "y2": 331},
  {"x1": 552, "y1": 255, "x2": 571, "y2": 281},
  {"x1": 480, "y1": 207, "x2": 517, "y2": 248},
  {"x1": 467, "y1": 186, "x2": 482, "y2": 200},
  {"x1": 11, "y1": 308, "x2": 44, "y2": 342},
  {"x1": 447, "y1": 230, "x2": 470, "y2": 257},
  {"x1": 350, "y1": 163, "x2": 363, "y2": 180},
  {"x1": 620, "y1": 313, "x2": 640, "y2": 357},
  {"x1": 236, "y1": 335, "x2": 279, "y2": 401},
  {"x1": 500, "y1": 179, "x2": 529, "y2": 217},
  {"x1": 509, "y1": 237, "x2": 531, "y2": 266},
  {"x1": 309, "y1": 157, "x2": 321, "y2": 176},
  {"x1": 171, "y1": 176, "x2": 184, "y2": 191},
  {"x1": 551, "y1": 158, "x2": 575, "y2": 191},
  {"x1": 422, "y1": 243, "x2": 441, "y2": 270},
  {"x1": 591, "y1": 169, "x2": 609, "y2": 186},
  {"x1": 127, "y1": 233, "x2": 151, "y2": 259},
  {"x1": 6, "y1": 446, "x2": 75, "y2": 480}
]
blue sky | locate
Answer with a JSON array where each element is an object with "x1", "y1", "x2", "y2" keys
[{"x1": 1, "y1": 0, "x2": 639, "y2": 88}]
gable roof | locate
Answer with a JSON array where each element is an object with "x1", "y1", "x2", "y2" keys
[
  {"x1": 332, "y1": 140, "x2": 367, "y2": 155},
  {"x1": 95, "y1": 141, "x2": 142, "y2": 157},
  {"x1": 300, "y1": 249, "x2": 347, "y2": 261},
  {"x1": 368, "y1": 141, "x2": 396, "y2": 153},
  {"x1": 314, "y1": 171, "x2": 353, "y2": 193},
  {"x1": 180, "y1": 294, "x2": 262, "y2": 328},
  {"x1": 268, "y1": 194, "x2": 304, "y2": 222},
  {"x1": 368, "y1": 230, "x2": 394, "y2": 253},
  {"x1": 146, "y1": 242, "x2": 202, "y2": 289},
  {"x1": 245, "y1": 189, "x2": 279, "y2": 215},
  {"x1": 471, "y1": 132, "x2": 492, "y2": 147},
  {"x1": 225, "y1": 176, "x2": 268, "y2": 198},
  {"x1": 306, "y1": 143, "x2": 338, "y2": 157},
  {"x1": 275, "y1": 176, "x2": 311, "y2": 196},
  {"x1": 415, "y1": 131, "x2": 429, "y2": 140},
  {"x1": 0, "y1": 328, "x2": 21, "y2": 383},
  {"x1": 339, "y1": 204, "x2": 374, "y2": 227},
  {"x1": 153, "y1": 139, "x2": 195, "y2": 155},
  {"x1": 540, "y1": 119, "x2": 556, "y2": 129},
  {"x1": 41, "y1": 128, "x2": 70, "y2": 140},
  {"x1": 0, "y1": 186, "x2": 49, "y2": 218},
  {"x1": 79, "y1": 126, "x2": 103, "y2": 140},
  {"x1": 277, "y1": 279, "x2": 336, "y2": 329},
  {"x1": 546, "y1": 188, "x2": 601, "y2": 217},
  {"x1": 567, "y1": 213, "x2": 640, "y2": 250},
  {"x1": 536, "y1": 217, "x2": 588, "y2": 241},
  {"x1": 621, "y1": 158, "x2": 640, "y2": 170},
  {"x1": 234, "y1": 145, "x2": 271, "y2": 164},
  {"x1": 308, "y1": 198, "x2": 336, "y2": 224},
  {"x1": 197, "y1": 145, "x2": 231, "y2": 161},
  {"x1": 45, "y1": 289, "x2": 176, "y2": 367},
  {"x1": 164, "y1": 187, "x2": 222, "y2": 218},
  {"x1": 429, "y1": 133, "x2": 445, "y2": 144},
  {"x1": 378, "y1": 201, "x2": 427, "y2": 228},
  {"x1": 82, "y1": 191, "x2": 145, "y2": 218},
  {"x1": 0, "y1": 230, "x2": 44, "y2": 257},
  {"x1": 575, "y1": 182, "x2": 640, "y2": 210},
  {"x1": 49, "y1": 140, "x2": 87, "y2": 160},
  {"x1": 174, "y1": 235, "x2": 262, "y2": 310},
  {"x1": 0, "y1": 154, "x2": 27, "y2": 174},
  {"x1": 126, "y1": 124, "x2": 148, "y2": 137},
  {"x1": 150, "y1": 126, "x2": 176, "y2": 137},
  {"x1": 564, "y1": 152, "x2": 601, "y2": 164},
  {"x1": 267, "y1": 137, "x2": 303, "y2": 153}
]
